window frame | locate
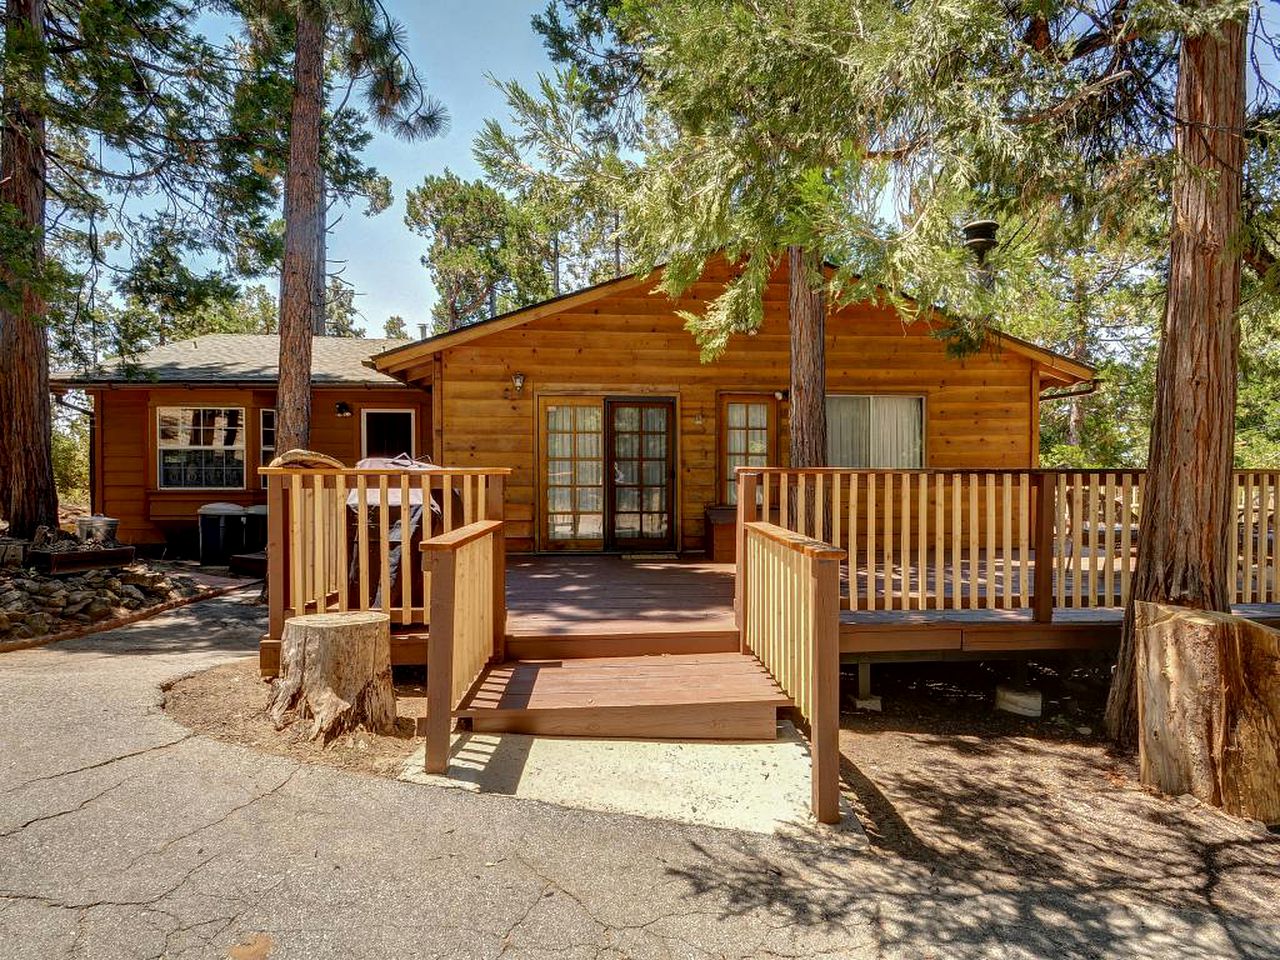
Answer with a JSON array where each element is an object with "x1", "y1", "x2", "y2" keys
[
  {"x1": 360, "y1": 407, "x2": 417, "y2": 459},
  {"x1": 259, "y1": 408, "x2": 276, "y2": 488},
  {"x1": 824, "y1": 393, "x2": 927, "y2": 469},
  {"x1": 155, "y1": 405, "x2": 248, "y2": 491},
  {"x1": 717, "y1": 392, "x2": 778, "y2": 505}
]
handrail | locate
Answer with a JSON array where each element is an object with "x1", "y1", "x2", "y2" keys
[
  {"x1": 260, "y1": 466, "x2": 513, "y2": 476},
  {"x1": 741, "y1": 520, "x2": 843, "y2": 824},
  {"x1": 421, "y1": 519, "x2": 503, "y2": 552},
  {"x1": 422, "y1": 518, "x2": 507, "y2": 774},
  {"x1": 743, "y1": 520, "x2": 845, "y2": 559}
]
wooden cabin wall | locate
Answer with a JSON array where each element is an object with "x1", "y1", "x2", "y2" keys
[
  {"x1": 90, "y1": 385, "x2": 431, "y2": 546},
  {"x1": 437, "y1": 261, "x2": 1038, "y2": 552}
]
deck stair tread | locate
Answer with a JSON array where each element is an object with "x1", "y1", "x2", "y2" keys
[{"x1": 457, "y1": 651, "x2": 789, "y2": 741}]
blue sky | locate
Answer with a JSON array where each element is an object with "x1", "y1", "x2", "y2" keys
[{"x1": 327, "y1": 2, "x2": 552, "y2": 336}]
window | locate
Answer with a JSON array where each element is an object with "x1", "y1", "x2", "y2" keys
[
  {"x1": 157, "y1": 407, "x2": 246, "y2": 489},
  {"x1": 721, "y1": 395, "x2": 775, "y2": 504},
  {"x1": 543, "y1": 399, "x2": 604, "y2": 544},
  {"x1": 259, "y1": 409, "x2": 276, "y2": 487},
  {"x1": 826, "y1": 395, "x2": 924, "y2": 468},
  {"x1": 361, "y1": 409, "x2": 415, "y2": 459}
]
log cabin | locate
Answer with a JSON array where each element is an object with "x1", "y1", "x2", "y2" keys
[{"x1": 53, "y1": 258, "x2": 1095, "y2": 556}]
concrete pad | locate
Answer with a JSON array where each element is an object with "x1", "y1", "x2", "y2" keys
[{"x1": 398, "y1": 720, "x2": 842, "y2": 835}]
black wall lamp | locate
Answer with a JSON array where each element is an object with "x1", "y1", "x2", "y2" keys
[{"x1": 335, "y1": 401, "x2": 353, "y2": 418}]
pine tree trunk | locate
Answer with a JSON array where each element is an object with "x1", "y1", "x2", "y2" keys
[
  {"x1": 788, "y1": 245, "x2": 827, "y2": 467},
  {"x1": 276, "y1": 9, "x2": 325, "y2": 454},
  {"x1": 313, "y1": 165, "x2": 327, "y2": 336},
  {"x1": 0, "y1": 0, "x2": 58, "y2": 539},
  {"x1": 1105, "y1": 16, "x2": 1246, "y2": 746}
]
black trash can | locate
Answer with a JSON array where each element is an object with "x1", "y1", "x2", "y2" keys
[
  {"x1": 198, "y1": 502, "x2": 246, "y2": 565},
  {"x1": 243, "y1": 504, "x2": 269, "y2": 552}
]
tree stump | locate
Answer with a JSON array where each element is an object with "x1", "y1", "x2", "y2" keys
[
  {"x1": 267, "y1": 611, "x2": 396, "y2": 742},
  {"x1": 1136, "y1": 601, "x2": 1280, "y2": 825}
]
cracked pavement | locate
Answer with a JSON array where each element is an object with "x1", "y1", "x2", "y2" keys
[{"x1": 2, "y1": 590, "x2": 1278, "y2": 959}]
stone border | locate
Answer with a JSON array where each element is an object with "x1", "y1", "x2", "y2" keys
[{"x1": 0, "y1": 581, "x2": 259, "y2": 655}]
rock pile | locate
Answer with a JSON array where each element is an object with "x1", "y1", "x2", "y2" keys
[{"x1": 0, "y1": 564, "x2": 206, "y2": 642}]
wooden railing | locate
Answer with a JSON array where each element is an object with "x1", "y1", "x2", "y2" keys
[
  {"x1": 262, "y1": 466, "x2": 510, "y2": 641},
  {"x1": 736, "y1": 468, "x2": 1280, "y2": 618},
  {"x1": 422, "y1": 519, "x2": 506, "y2": 774},
  {"x1": 741, "y1": 520, "x2": 843, "y2": 824}
]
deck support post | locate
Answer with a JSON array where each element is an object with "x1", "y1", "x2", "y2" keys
[
  {"x1": 486, "y1": 476, "x2": 507, "y2": 662},
  {"x1": 266, "y1": 474, "x2": 287, "y2": 642},
  {"x1": 1032, "y1": 472, "x2": 1055, "y2": 623},
  {"x1": 735, "y1": 471, "x2": 759, "y2": 637},
  {"x1": 425, "y1": 547, "x2": 457, "y2": 775},
  {"x1": 810, "y1": 552, "x2": 842, "y2": 824},
  {"x1": 856, "y1": 662, "x2": 872, "y2": 701}
]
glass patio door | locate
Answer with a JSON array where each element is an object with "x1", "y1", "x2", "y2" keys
[{"x1": 605, "y1": 399, "x2": 675, "y2": 551}]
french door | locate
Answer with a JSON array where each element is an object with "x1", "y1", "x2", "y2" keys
[
  {"x1": 539, "y1": 396, "x2": 676, "y2": 551},
  {"x1": 604, "y1": 398, "x2": 675, "y2": 551}
]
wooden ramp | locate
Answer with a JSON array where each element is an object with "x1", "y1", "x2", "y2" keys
[{"x1": 457, "y1": 651, "x2": 790, "y2": 741}]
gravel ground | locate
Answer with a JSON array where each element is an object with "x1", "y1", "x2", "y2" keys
[{"x1": 1, "y1": 591, "x2": 1277, "y2": 959}]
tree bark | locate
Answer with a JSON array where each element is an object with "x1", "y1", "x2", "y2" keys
[
  {"x1": 788, "y1": 245, "x2": 827, "y2": 467},
  {"x1": 314, "y1": 164, "x2": 327, "y2": 336},
  {"x1": 276, "y1": 9, "x2": 325, "y2": 454},
  {"x1": 1135, "y1": 602, "x2": 1280, "y2": 825},
  {"x1": 1105, "y1": 15, "x2": 1246, "y2": 746},
  {"x1": 0, "y1": 0, "x2": 58, "y2": 539},
  {"x1": 268, "y1": 611, "x2": 397, "y2": 742}
]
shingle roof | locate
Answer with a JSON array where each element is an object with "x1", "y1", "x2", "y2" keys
[{"x1": 51, "y1": 334, "x2": 411, "y2": 387}]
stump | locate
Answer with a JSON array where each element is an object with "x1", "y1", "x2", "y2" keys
[
  {"x1": 267, "y1": 611, "x2": 397, "y2": 742},
  {"x1": 1136, "y1": 601, "x2": 1280, "y2": 825}
]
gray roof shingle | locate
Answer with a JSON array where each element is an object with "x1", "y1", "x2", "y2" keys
[{"x1": 51, "y1": 334, "x2": 411, "y2": 387}]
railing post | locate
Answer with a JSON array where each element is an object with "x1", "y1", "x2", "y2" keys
[
  {"x1": 486, "y1": 475, "x2": 507, "y2": 661},
  {"x1": 266, "y1": 473, "x2": 286, "y2": 641},
  {"x1": 735, "y1": 471, "x2": 759, "y2": 633},
  {"x1": 425, "y1": 547, "x2": 456, "y2": 775},
  {"x1": 1032, "y1": 472, "x2": 1055, "y2": 623},
  {"x1": 810, "y1": 551, "x2": 842, "y2": 824}
]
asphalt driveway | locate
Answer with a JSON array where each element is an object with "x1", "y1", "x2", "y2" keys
[{"x1": 1, "y1": 590, "x2": 1276, "y2": 959}]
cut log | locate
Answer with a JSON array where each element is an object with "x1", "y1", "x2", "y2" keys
[
  {"x1": 1136, "y1": 601, "x2": 1280, "y2": 825},
  {"x1": 268, "y1": 611, "x2": 396, "y2": 742}
]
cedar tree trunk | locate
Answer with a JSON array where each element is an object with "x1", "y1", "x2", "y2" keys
[
  {"x1": 0, "y1": 0, "x2": 58, "y2": 538},
  {"x1": 1105, "y1": 15, "x2": 1246, "y2": 746},
  {"x1": 788, "y1": 245, "x2": 827, "y2": 467},
  {"x1": 276, "y1": 9, "x2": 325, "y2": 453}
]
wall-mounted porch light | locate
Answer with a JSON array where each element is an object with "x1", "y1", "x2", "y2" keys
[
  {"x1": 335, "y1": 401, "x2": 353, "y2": 418},
  {"x1": 511, "y1": 372, "x2": 526, "y2": 396}
]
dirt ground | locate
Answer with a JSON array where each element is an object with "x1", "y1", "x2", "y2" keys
[
  {"x1": 839, "y1": 659, "x2": 1279, "y2": 925},
  {"x1": 164, "y1": 657, "x2": 426, "y2": 777},
  {"x1": 167, "y1": 653, "x2": 1279, "y2": 925}
]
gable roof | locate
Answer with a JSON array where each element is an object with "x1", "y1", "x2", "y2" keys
[
  {"x1": 51, "y1": 334, "x2": 413, "y2": 388},
  {"x1": 366, "y1": 268, "x2": 1096, "y2": 387}
]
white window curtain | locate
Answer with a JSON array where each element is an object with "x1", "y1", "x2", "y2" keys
[
  {"x1": 825, "y1": 396, "x2": 870, "y2": 467},
  {"x1": 870, "y1": 396, "x2": 924, "y2": 468},
  {"x1": 825, "y1": 395, "x2": 923, "y2": 468}
]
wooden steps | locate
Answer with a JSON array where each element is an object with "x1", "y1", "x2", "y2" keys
[{"x1": 457, "y1": 651, "x2": 790, "y2": 741}]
